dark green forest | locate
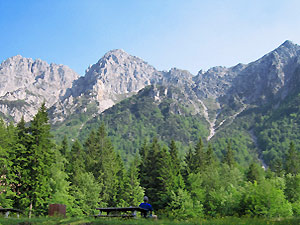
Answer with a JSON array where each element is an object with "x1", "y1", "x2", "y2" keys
[{"x1": 2, "y1": 104, "x2": 300, "y2": 219}]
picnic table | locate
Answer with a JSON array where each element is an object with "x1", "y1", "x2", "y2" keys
[
  {"x1": 0, "y1": 208, "x2": 23, "y2": 218},
  {"x1": 94, "y1": 207, "x2": 148, "y2": 218}
]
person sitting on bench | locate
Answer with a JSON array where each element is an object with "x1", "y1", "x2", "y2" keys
[{"x1": 139, "y1": 196, "x2": 157, "y2": 219}]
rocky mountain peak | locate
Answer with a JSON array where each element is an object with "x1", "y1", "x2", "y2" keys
[
  {"x1": 280, "y1": 40, "x2": 297, "y2": 49},
  {"x1": 6, "y1": 54, "x2": 24, "y2": 61},
  {"x1": 0, "y1": 56, "x2": 79, "y2": 122},
  {"x1": 84, "y1": 49, "x2": 157, "y2": 81},
  {"x1": 103, "y1": 48, "x2": 128, "y2": 58},
  {"x1": 160, "y1": 68, "x2": 194, "y2": 93},
  {"x1": 1, "y1": 55, "x2": 32, "y2": 68},
  {"x1": 264, "y1": 40, "x2": 300, "y2": 61},
  {"x1": 56, "y1": 49, "x2": 162, "y2": 119}
]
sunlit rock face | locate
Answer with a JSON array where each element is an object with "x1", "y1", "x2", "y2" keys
[
  {"x1": 2, "y1": 41, "x2": 300, "y2": 130},
  {"x1": 0, "y1": 55, "x2": 79, "y2": 122}
]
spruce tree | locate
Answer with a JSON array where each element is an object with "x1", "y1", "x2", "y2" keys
[
  {"x1": 70, "y1": 171, "x2": 103, "y2": 215},
  {"x1": 183, "y1": 146, "x2": 194, "y2": 179},
  {"x1": 0, "y1": 119, "x2": 15, "y2": 207},
  {"x1": 272, "y1": 157, "x2": 284, "y2": 176},
  {"x1": 193, "y1": 137, "x2": 205, "y2": 173},
  {"x1": 84, "y1": 129, "x2": 98, "y2": 176},
  {"x1": 60, "y1": 135, "x2": 69, "y2": 156},
  {"x1": 84, "y1": 124, "x2": 123, "y2": 206},
  {"x1": 9, "y1": 117, "x2": 33, "y2": 209},
  {"x1": 68, "y1": 139, "x2": 102, "y2": 215},
  {"x1": 138, "y1": 139, "x2": 149, "y2": 181},
  {"x1": 205, "y1": 143, "x2": 215, "y2": 167},
  {"x1": 67, "y1": 139, "x2": 86, "y2": 183},
  {"x1": 20, "y1": 103, "x2": 55, "y2": 216},
  {"x1": 168, "y1": 140, "x2": 185, "y2": 195},
  {"x1": 169, "y1": 140, "x2": 181, "y2": 176},
  {"x1": 0, "y1": 118, "x2": 10, "y2": 184},
  {"x1": 223, "y1": 140, "x2": 236, "y2": 168},
  {"x1": 246, "y1": 162, "x2": 264, "y2": 183},
  {"x1": 120, "y1": 155, "x2": 144, "y2": 206},
  {"x1": 49, "y1": 146, "x2": 75, "y2": 213},
  {"x1": 139, "y1": 138, "x2": 172, "y2": 209},
  {"x1": 285, "y1": 141, "x2": 300, "y2": 175}
]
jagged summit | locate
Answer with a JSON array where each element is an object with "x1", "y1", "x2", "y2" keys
[
  {"x1": 2, "y1": 40, "x2": 300, "y2": 125},
  {"x1": 280, "y1": 40, "x2": 297, "y2": 48},
  {"x1": 1, "y1": 55, "x2": 64, "y2": 69},
  {"x1": 55, "y1": 48, "x2": 161, "y2": 119},
  {"x1": 1, "y1": 55, "x2": 31, "y2": 67},
  {"x1": 0, "y1": 55, "x2": 79, "y2": 122},
  {"x1": 104, "y1": 48, "x2": 127, "y2": 56},
  {"x1": 101, "y1": 49, "x2": 130, "y2": 62},
  {"x1": 98, "y1": 49, "x2": 149, "y2": 67},
  {"x1": 268, "y1": 40, "x2": 300, "y2": 59},
  {"x1": 84, "y1": 49, "x2": 153, "y2": 76},
  {"x1": 7, "y1": 54, "x2": 24, "y2": 60}
]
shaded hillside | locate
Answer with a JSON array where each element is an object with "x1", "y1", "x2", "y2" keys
[{"x1": 78, "y1": 85, "x2": 209, "y2": 159}]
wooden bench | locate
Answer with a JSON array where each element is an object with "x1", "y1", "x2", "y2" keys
[
  {"x1": 94, "y1": 207, "x2": 148, "y2": 218},
  {"x1": 0, "y1": 208, "x2": 23, "y2": 218}
]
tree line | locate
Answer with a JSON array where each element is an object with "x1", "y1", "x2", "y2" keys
[{"x1": 1, "y1": 104, "x2": 300, "y2": 219}]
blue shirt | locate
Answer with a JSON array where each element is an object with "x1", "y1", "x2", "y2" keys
[{"x1": 139, "y1": 202, "x2": 153, "y2": 211}]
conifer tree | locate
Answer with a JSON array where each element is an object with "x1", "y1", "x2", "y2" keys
[
  {"x1": 68, "y1": 139, "x2": 103, "y2": 215},
  {"x1": 223, "y1": 140, "x2": 236, "y2": 168},
  {"x1": 84, "y1": 124, "x2": 123, "y2": 206},
  {"x1": 84, "y1": 129, "x2": 98, "y2": 176},
  {"x1": 284, "y1": 173, "x2": 300, "y2": 204},
  {"x1": 10, "y1": 117, "x2": 32, "y2": 209},
  {"x1": 19, "y1": 103, "x2": 55, "y2": 216},
  {"x1": 49, "y1": 146, "x2": 75, "y2": 213},
  {"x1": 205, "y1": 143, "x2": 215, "y2": 167},
  {"x1": 114, "y1": 153, "x2": 128, "y2": 207},
  {"x1": 0, "y1": 119, "x2": 15, "y2": 207},
  {"x1": 193, "y1": 137, "x2": 205, "y2": 173},
  {"x1": 138, "y1": 139, "x2": 149, "y2": 181},
  {"x1": 70, "y1": 171, "x2": 103, "y2": 215},
  {"x1": 60, "y1": 135, "x2": 69, "y2": 156},
  {"x1": 167, "y1": 140, "x2": 185, "y2": 195},
  {"x1": 67, "y1": 139, "x2": 87, "y2": 186},
  {"x1": 0, "y1": 118, "x2": 10, "y2": 183},
  {"x1": 139, "y1": 139, "x2": 149, "y2": 160},
  {"x1": 169, "y1": 140, "x2": 181, "y2": 176},
  {"x1": 246, "y1": 162, "x2": 264, "y2": 183},
  {"x1": 139, "y1": 138, "x2": 173, "y2": 209},
  {"x1": 285, "y1": 141, "x2": 300, "y2": 175},
  {"x1": 140, "y1": 138, "x2": 161, "y2": 206},
  {"x1": 121, "y1": 155, "x2": 144, "y2": 206},
  {"x1": 272, "y1": 157, "x2": 284, "y2": 176},
  {"x1": 182, "y1": 146, "x2": 194, "y2": 179}
]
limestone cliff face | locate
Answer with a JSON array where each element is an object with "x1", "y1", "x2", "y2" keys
[
  {"x1": 193, "y1": 40, "x2": 300, "y2": 104},
  {"x1": 0, "y1": 55, "x2": 79, "y2": 122},
  {"x1": 191, "y1": 40, "x2": 300, "y2": 139},
  {"x1": 2, "y1": 40, "x2": 300, "y2": 135},
  {"x1": 50, "y1": 49, "x2": 163, "y2": 123}
]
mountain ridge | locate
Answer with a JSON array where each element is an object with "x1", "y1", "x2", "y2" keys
[
  {"x1": 1, "y1": 40, "x2": 300, "y2": 166},
  {"x1": 0, "y1": 55, "x2": 79, "y2": 121}
]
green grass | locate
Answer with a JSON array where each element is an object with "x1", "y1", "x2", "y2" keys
[{"x1": 1, "y1": 217, "x2": 300, "y2": 225}]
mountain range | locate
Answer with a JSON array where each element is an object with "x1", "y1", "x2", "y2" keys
[{"x1": 1, "y1": 40, "x2": 300, "y2": 166}]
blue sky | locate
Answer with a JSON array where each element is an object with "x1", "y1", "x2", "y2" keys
[{"x1": 0, "y1": 0, "x2": 300, "y2": 75}]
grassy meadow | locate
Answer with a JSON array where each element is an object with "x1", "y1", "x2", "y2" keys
[{"x1": 1, "y1": 217, "x2": 300, "y2": 225}]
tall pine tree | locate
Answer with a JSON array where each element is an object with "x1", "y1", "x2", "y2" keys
[
  {"x1": 193, "y1": 137, "x2": 206, "y2": 173},
  {"x1": 84, "y1": 124, "x2": 123, "y2": 206},
  {"x1": 139, "y1": 138, "x2": 172, "y2": 210},
  {"x1": 223, "y1": 140, "x2": 236, "y2": 168},
  {"x1": 285, "y1": 141, "x2": 300, "y2": 175},
  {"x1": 20, "y1": 103, "x2": 55, "y2": 216}
]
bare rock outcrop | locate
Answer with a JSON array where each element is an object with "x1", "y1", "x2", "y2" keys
[{"x1": 0, "y1": 55, "x2": 79, "y2": 122}]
